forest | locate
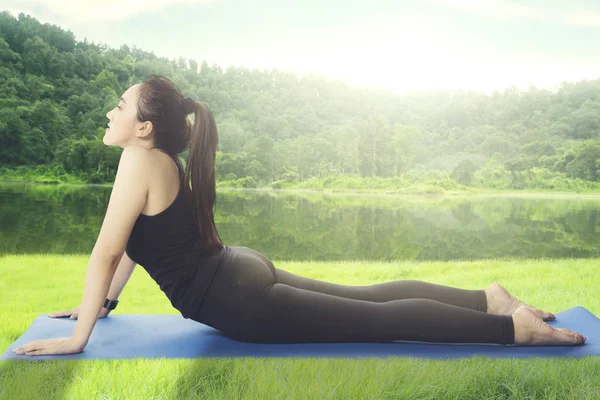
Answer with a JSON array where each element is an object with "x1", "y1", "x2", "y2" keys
[{"x1": 1, "y1": 11, "x2": 600, "y2": 192}]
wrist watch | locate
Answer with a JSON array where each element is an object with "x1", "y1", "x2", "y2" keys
[{"x1": 103, "y1": 298, "x2": 119, "y2": 315}]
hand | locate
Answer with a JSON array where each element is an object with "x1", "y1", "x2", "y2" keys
[
  {"x1": 12, "y1": 337, "x2": 84, "y2": 356},
  {"x1": 48, "y1": 305, "x2": 109, "y2": 319}
]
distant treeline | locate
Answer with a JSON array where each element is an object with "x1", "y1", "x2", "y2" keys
[{"x1": 1, "y1": 11, "x2": 600, "y2": 191}]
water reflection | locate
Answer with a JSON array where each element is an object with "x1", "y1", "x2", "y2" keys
[{"x1": 1, "y1": 183, "x2": 600, "y2": 261}]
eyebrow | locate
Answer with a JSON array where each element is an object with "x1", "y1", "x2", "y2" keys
[{"x1": 120, "y1": 97, "x2": 127, "y2": 104}]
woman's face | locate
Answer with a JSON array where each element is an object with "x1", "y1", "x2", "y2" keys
[{"x1": 104, "y1": 84, "x2": 153, "y2": 148}]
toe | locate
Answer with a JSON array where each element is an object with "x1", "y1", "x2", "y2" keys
[
  {"x1": 530, "y1": 307, "x2": 555, "y2": 321},
  {"x1": 553, "y1": 328, "x2": 580, "y2": 344},
  {"x1": 544, "y1": 313, "x2": 556, "y2": 321},
  {"x1": 540, "y1": 311, "x2": 556, "y2": 321},
  {"x1": 555, "y1": 328, "x2": 585, "y2": 344},
  {"x1": 529, "y1": 307, "x2": 545, "y2": 319}
]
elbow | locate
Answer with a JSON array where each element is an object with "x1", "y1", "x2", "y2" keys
[{"x1": 89, "y1": 251, "x2": 122, "y2": 268}]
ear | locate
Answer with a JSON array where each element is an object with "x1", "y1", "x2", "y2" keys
[{"x1": 137, "y1": 121, "x2": 154, "y2": 138}]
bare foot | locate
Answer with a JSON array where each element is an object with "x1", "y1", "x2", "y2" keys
[
  {"x1": 512, "y1": 305, "x2": 586, "y2": 346},
  {"x1": 484, "y1": 282, "x2": 555, "y2": 321}
]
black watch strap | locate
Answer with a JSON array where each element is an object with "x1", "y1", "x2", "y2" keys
[{"x1": 103, "y1": 298, "x2": 119, "y2": 311}]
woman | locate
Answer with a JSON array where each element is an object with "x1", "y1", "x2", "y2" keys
[{"x1": 12, "y1": 76, "x2": 585, "y2": 357}]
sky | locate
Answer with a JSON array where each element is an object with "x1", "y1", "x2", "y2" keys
[{"x1": 4, "y1": 0, "x2": 600, "y2": 94}]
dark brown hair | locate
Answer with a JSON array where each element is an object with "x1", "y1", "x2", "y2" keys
[{"x1": 136, "y1": 75, "x2": 222, "y2": 252}]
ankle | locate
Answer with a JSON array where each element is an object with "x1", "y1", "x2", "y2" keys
[
  {"x1": 483, "y1": 286, "x2": 494, "y2": 314},
  {"x1": 509, "y1": 314, "x2": 517, "y2": 345}
]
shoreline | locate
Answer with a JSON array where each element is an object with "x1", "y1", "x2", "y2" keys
[{"x1": 3, "y1": 178, "x2": 600, "y2": 198}]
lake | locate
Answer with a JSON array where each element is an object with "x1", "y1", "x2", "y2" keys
[{"x1": 1, "y1": 183, "x2": 600, "y2": 261}]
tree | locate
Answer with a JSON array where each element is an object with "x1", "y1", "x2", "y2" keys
[
  {"x1": 22, "y1": 36, "x2": 60, "y2": 77},
  {"x1": 4, "y1": 12, "x2": 600, "y2": 190},
  {"x1": 0, "y1": 37, "x2": 21, "y2": 68},
  {"x1": 505, "y1": 156, "x2": 532, "y2": 189},
  {"x1": 565, "y1": 140, "x2": 600, "y2": 181},
  {"x1": 358, "y1": 115, "x2": 390, "y2": 177},
  {"x1": 0, "y1": 107, "x2": 28, "y2": 164},
  {"x1": 21, "y1": 127, "x2": 52, "y2": 164},
  {"x1": 391, "y1": 124, "x2": 420, "y2": 176},
  {"x1": 24, "y1": 74, "x2": 54, "y2": 101},
  {"x1": 452, "y1": 159, "x2": 477, "y2": 185}
]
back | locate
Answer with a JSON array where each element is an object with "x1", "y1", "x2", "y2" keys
[{"x1": 125, "y1": 158, "x2": 228, "y2": 318}]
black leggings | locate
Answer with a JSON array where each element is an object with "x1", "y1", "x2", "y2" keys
[{"x1": 191, "y1": 246, "x2": 515, "y2": 345}]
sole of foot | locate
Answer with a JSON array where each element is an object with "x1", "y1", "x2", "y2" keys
[
  {"x1": 512, "y1": 305, "x2": 586, "y2": 346},
  {"x1": 486, "y1": 282, "x2": 556, "y2": 322}
]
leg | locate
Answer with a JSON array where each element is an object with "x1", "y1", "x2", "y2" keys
[
  {"x1": 230, "y1": 283, "x2": 514, "y2": 345},
  {"x1": 194, "y1": 247, "x2": 513, "y2": 345},
  {"x1": 274, "y1": 267, "x2": 487, "y2": 312}
]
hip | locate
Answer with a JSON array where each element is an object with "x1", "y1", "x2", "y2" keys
[{"x1": 189, "y1": 245, "x2": 277, "y2": 320}]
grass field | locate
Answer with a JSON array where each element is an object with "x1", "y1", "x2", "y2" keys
[{"x1": 1, "y1": 255, "x2": 599, "y2": 399}]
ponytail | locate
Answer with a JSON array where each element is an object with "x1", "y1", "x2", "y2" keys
[
  {"x1": 137, "y1": 76, "x2": 222, "y2": 252},
  {"x1": 183, "y1": 98, "x2": 223, "y2": 252}
]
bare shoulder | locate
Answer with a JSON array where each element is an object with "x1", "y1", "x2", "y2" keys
[
  {"x1": 117, "y1": 147, "x2": 154, "y2": 176},
  {"x1": 91, "y1": 146, "x2": 154, "y2": 261},
  {"x1": 119, "y1": 148, "x2": 180, "y2": 216},
  {"x1": 118, "y1": 147, "x2": 177, "y2": 184},
  {"x1": 119, "y1": 146, "x2": 153, "y2": 163},
  {"x1": 113, "y1": 146, "x2": 155, "y2": 195}
]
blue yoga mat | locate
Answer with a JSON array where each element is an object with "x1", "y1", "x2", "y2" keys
[{"x1": 1, "y1": 306, "x2": 598, "y2": 360}]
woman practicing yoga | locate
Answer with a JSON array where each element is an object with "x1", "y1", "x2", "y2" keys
[{"x1": 13, "y1": 76, "x2": 585, "y2": 356}]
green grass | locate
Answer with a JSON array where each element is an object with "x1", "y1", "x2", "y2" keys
[{"x1": 1, "y1": 255, "x2": 599, "y2": 399}]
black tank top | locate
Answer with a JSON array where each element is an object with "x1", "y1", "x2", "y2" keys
[{"x1": 125, "y1": 161, "x2": 228, "y2": 318}]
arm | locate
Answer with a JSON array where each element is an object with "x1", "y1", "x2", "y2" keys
[
  {"x1": 106, "y1": 251, "x2": 137, "y2": 302},
  {"x1": 70, "y1": 147, "x2": 149, "y2": 349},
  {"x1": 72, "y1": 254, "x2": 119, "y2": 348},
  {"x1": 70, "y1": 254, "x2": 137, "y2": 348}
]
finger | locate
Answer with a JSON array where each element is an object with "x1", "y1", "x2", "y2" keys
[
  {"x1": 18, "y1": 344, "x2": 39, "y2": 354},
  {"x1": 25, "y1": 349, "x2": 44, "y2": 356},
  {"x1": 24, "y1": 341, "x2": 41, "y2": 350},
  {"x1": 49, "y1": 311, "x2": 71, "y2": 318}
]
